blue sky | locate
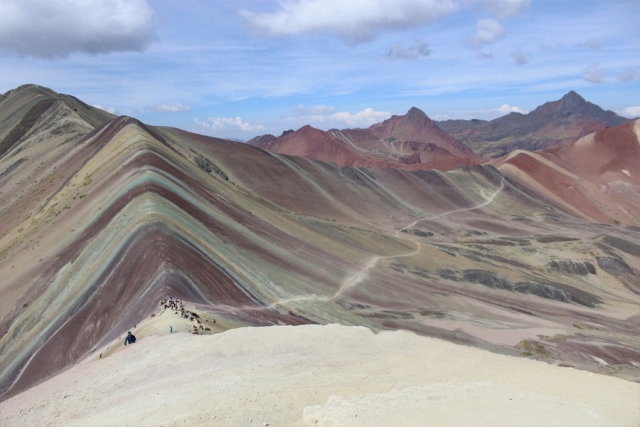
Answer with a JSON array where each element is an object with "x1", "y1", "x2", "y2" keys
[{"x1": 0, "y1": 0, "x2": 638, "y2": 140}]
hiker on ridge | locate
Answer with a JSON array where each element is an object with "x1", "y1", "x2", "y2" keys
[{"x1": 124, "y1": 331, "x2": 136, "y2": 346}]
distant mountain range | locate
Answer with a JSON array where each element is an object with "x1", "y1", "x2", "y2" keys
[
  {"x1": 250, "y1": 91, "x2": 630, "y2": 167},
  {"x1": 248, "y1": 106, "x2": 484, "y2": 172},
  {"x1": 435, "y1": 91, "x2": 628, "y2": 158}
]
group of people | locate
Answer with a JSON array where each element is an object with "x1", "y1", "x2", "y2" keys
[
  {"x1": 157, "y1": 295, "x2": 217, "y2": 335},
  {"x1": 160, "y1": 297, "x2": 183, "y2": 311}
]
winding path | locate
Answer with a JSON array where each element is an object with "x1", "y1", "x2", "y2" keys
[
  {"x1": 268, "y1": 177, "x2": 505, "y2": 309},
  {"x1": 334, "y1": 177, "x2": 506, "y2": 299}
]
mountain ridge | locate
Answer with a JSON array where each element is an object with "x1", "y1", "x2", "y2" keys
[
  {"x1": 436, "y1": 91, "x2": 629, "y2": 157},
  {"x1": 251, "y1": 107, "x2": 484, "y2": 172},
  {"x1": 249, "y1": 91, "x2": 627, "y2": 165}
]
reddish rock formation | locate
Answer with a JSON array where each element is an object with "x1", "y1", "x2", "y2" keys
[
  {"x1": 254, "y1": 108, "x2": 484, "y2": 172},
  {"x1": 494, "y1": 119, "x2": 640, "y2": 224}
]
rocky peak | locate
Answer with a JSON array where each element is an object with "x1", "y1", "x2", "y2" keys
[
  {"x1": 556, "y1": 90, "x2": 589, "y2": 115},
  {"x1": 406, "y1": 106, "x2": 428, "y2": 119}
]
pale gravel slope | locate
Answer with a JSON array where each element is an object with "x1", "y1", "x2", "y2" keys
[{"x1": 1, "y1": 324, "x2": 638, "y2": 427}]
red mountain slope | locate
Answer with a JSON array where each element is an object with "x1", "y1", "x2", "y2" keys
[
  {"x1": 254, "y1": 108, "x2": 484, "y2": 172},
  {"x1": 494, "y1": 119, "x2": 640, "y2": 223}
]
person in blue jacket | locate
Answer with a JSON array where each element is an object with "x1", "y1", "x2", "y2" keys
[{"x1": 124, "y1": 331, "x2": 136, "y2": 346}]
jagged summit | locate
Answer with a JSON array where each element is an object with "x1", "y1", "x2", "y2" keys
[
  {"x1": 560, "y1": 90, "x2": 584, "y2": 102},
  {"x1": 523, "y1": 90, "x2": 625, "y2": 126},
  {"x1": 555, "y1": 91, "x2": 590, "y2": 116},
  {"x1": 557, "y1": 91, "x2": 593, "y2": 113}
]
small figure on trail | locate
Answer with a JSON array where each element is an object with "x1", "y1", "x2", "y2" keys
[
  {"x1": 170, "y1": 326, "x2": 173, "y2": 333},
  {"x1": 124, "y1": 331, "x2": 137, "y2": 346}
]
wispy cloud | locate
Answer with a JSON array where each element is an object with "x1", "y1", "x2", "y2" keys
[
  {"x1": 620, "y1": 106, "x2": 640, "y2": 118},
  {"x1": 481, "y1": 0, "x2": 531, "y2": 19},
  {"x1": 0, "y1": 0, "x2": 156, "y2": 58},
  {"x1": 538, "y1": 43, "x2": 561, "y2": 51},
  {"x1": 332, "y1": 108, "x2": 391, "y2": 127},
  {"x1": 496, "y1": 104, "x2": 524, "y2": 113},
  {"x1": 239, "y1": 0, "x2": 458, "y2": 44},
  {"x1": 464, "y1": 1, "x2": 530, "y2": 50},
  {"x1": 618, "y1": 68, "x2": 639, "y2": 82},
  {"x1": 93, "y1": 104, "x2": 119, "y2": 115},
  {"x1": 467, "y1": 19, "x2": 505, "y2": 48},
  {"x1": 146, "y1": 103, "x2": 191, "y2": 113},
  {"x1": 286, "y1": 107, "x2": 391, "y2": 129},
  {"x1": 582, "y1": 63, "x2": 606, "y2": 84},
  {"x1": 294, "y1": 105, "x2": 337, "y2": 115},
  {"x1": 433, "y1": 103, "x2": 525, "y2": 121},
  {"x1": 194, "y1": 117, "x2": 266, "y2": 135},
  {"x1": 386, "y1": 40, "x2": 431, "y2": 60},
  {"x1": 511, "y1": 48, "x2": 531, "y2": 65},
  {"x1": 576, "y1": 38, "x2": 602, "y2": 50}
]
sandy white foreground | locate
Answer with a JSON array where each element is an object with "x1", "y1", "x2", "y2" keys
[{"x1": 1, "y1": 324, "x2": 638, "y2": 427}]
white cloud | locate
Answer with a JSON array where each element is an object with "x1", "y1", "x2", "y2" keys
[
  {"x1": 496, "y1": 104, "x2": 524, "y2": 113},
  {"x1": 510, "y1": 48, "x2": 531, "y2": 65},
  {"x1": 239, "y1": 0, "x2": 458, "y2": 44},
  {"x1": 582, "y1": 63, "x2": 606, "y2": 84},
  {"x1": 194, "y1": 117, "x2": 266, "y2": 134},
  {"x1": 620, "y1": 106, "x2": 640, "y2": 118},
  {"x1": 286, "y1": 107, "x2": 391, "y2": 129},
  {"x1": 386, "y1": 40, "x2": 431, "y2": 60},
  {"x1": 433, "y1": 104, "x2": 525, "y2": 121},
  {"x1": 331, "y1": 108, "x2": 391, "y2": 127},
  {"x1": 146, "y1": 103, "x2": 192, "y2": 113},
  {"x1": 468, "y1": 19, "x2": 505, "y2": 48},
  {"x1": 93, "y1": 104, "x2": 119, "y2": 115},
  {"x1": 0, "y1": 0, "x2": 156, "y2": 58},
  {"x1": 576, "y1": 38, "x2": 602, "y2": 50},
  {"x1": 481, "y1": 0, "x2": 530, "y2": 19},
  {"x1": 294, "y1": 105, "x2": 337, "y2": 115}
]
